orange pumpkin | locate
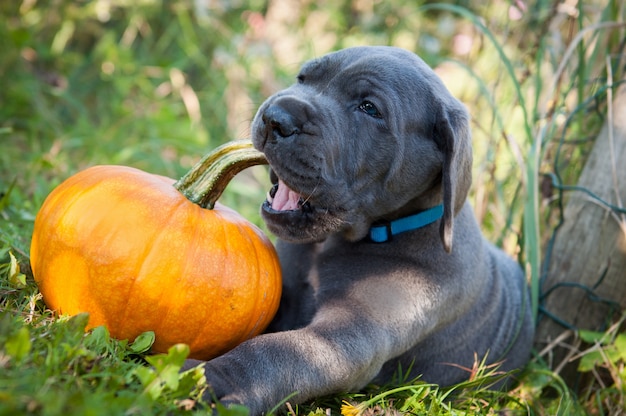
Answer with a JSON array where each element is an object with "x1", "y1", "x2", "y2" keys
[{"x1": 30, "y1": 140, "x2": 282, "y2": 360}]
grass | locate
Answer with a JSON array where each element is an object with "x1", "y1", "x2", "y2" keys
[{"x1": 2, "y1": 0, "x2": 626, "y2": 414}]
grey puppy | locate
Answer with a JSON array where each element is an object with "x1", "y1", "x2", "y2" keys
[{"x1": 185, "y1": 46, "x2": 534, "y2": 414}]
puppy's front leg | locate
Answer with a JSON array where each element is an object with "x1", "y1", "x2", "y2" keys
[{"x1": 185, "y1": 307, "x2": 396, "y2": 415}]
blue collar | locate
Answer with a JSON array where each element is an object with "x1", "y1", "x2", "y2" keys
[{"x1": 368, "y1": 204, "x2": 444, "y2": 243}]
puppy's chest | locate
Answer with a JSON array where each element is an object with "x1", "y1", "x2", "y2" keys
[
  {"x1": 301, "y1": 241, "x2": 365, "y2": 298},
  {"x1": 292, "y1": 243, "x2": 342, "y2": 303}
]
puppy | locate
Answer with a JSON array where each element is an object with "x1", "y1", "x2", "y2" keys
[{"x1": 185, "y1": 46, "x2": 534, "y2": 414}]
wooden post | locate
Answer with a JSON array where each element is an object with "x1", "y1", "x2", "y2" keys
[{"x1": 535, "y1": 84, "x2": 626, "y2": 377}]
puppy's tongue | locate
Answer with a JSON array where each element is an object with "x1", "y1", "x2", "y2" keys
[{"x1": 272, "y1": 180, "x2": 302, "y2": 211}]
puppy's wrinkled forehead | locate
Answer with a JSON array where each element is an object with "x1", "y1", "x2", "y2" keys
[{"x1": 298, "y1": 46, "x2": 436, "y2": 89}]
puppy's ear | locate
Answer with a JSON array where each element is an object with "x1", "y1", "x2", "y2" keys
[{"x1": 434, "y1": 103, "x2": 472, "y2": 253}]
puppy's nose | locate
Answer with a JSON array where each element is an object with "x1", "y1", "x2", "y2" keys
[{"x1": 262, "y1": 105, "x2": 300, "y2": 139}]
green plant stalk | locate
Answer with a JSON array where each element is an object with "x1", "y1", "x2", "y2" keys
[
  {"x1": 173, "y1": 139, "x2": 268, "y2": 209},
  {"x1": 524, "y1": 138, "x2": 541, "y2": 323},
  {"x1": 525, "y1": 34, "x2": 547, "y2": 322}
]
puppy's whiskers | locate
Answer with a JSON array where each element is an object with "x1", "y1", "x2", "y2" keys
[{"x1": 301, "y1": 179, "x2": 322, "y2": 206}]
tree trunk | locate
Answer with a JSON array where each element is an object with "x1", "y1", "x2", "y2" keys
[{"x1": 535, "y1": 83, "x2": 626, "y2": 378}]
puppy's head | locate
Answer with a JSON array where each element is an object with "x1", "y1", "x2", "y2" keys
[{"x1": 251, "y1": 46, "x2": 472, "y2": 252}]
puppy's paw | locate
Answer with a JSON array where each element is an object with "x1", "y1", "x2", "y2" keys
[{"x1": 182, "y1": 358, "x2": 259, "y2": 414}]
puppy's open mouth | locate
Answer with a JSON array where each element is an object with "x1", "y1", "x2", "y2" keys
[
  {"x1": 260, "y1": 170, "x2": 345, "y2": 243},
  {"x1": 265, "y1": 180, "x2": 313, "y2": 213}
]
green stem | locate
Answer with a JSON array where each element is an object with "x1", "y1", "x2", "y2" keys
[{"x1": 173, "y1": 139, "x2": 268, "y2": 209}]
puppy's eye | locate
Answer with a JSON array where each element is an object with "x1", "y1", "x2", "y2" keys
[
  {"x1": 297, "y1": 74, "x2": 305, "y2": 83},
  {"x1": 359, "y1": 101, "x2": 382, "y2": 118}
]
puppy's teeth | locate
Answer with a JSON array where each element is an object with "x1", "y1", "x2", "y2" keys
[{"x1": 266, "y1": 190, "x2": 274, "y2": 203}]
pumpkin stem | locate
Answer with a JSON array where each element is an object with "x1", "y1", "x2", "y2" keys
[{"x1": 174, "y1": 139, "x2": 268, "y2": 209}]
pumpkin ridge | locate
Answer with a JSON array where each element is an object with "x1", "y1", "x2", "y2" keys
[
  {"x1": 117, "y1": 194, "x2": 189, "y2": 343},
  {"x1": 206, "y1": 209, "x2": 238, "y2": 350},
  {"x1": 225, "y1": 216, "x2": 253, "y2": 341},
  {"x1": 184, "y1": 211, "x2": 229, "y2": 354},
  {"x1": 104, "y1": 172, "x2": 171, "y2": 334},
  {"x1": 241, "y1": 223, "x2": 265, "y2": 339},
  {"x1": 176, "y1": 219, "x2": 207, "y2": 351},
  {"x1": 191, "y1": 210, "x2": 252, "y2": 355},
  {"x1": 155, "y1": 202, "x2": 211, "y2": 351}
]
